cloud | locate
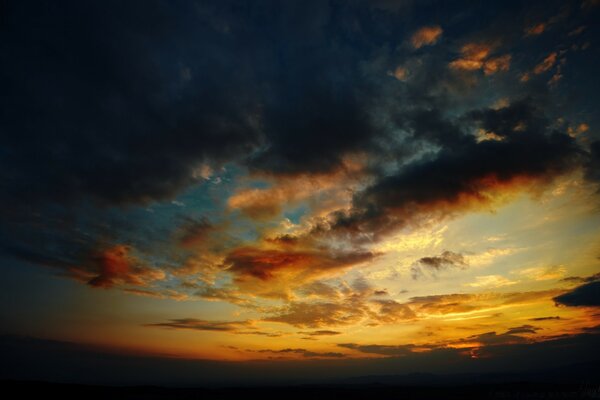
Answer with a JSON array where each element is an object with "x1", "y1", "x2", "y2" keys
[
  {"x1": 585, "y1": 141, "x2": 600, "y2": 187},
  {"x1": 255, "y1": 348, "x2": 346, "y2": 359},
  {"x1": 0, "y1": 1, "x2": 596, "y2": 315},
  {"x1": 339, "y1": 325, "x2": 542, "y2": 358},
  {"x1": 561, "y1": 272, "x2": 600, "y2": 284},
  {"x1": 224, "y1": 246, "x2": 375, "y2": 281},
  {"x1": 529, "y1": 316, "x2": 561, "y2": 321},
  {"x1": 448, "y1": 43, "x2": 510, "y2": 75},
  {"x1": 313, "y1": 100, "x2": 580, "y2": 244},
  {"x1": 410, "y1": 25, "x2": 443, "y2": 48},
  {"x1": 176, "y1": 217, "x2": 216, "y2": 248},
  {"x1": 554, "y1": 280, "x2": 600, "y2": 307},
  {"x1": 406, "y1": 289, "x2": 561, "y2": 316},
  {"x1": 263, "y1": 287, "x2": 561, "y2": 329},
  {"x1": 145, "y1": 318, "x2": 253, "y2": 332},
  {"x1": 505, "y1": 325, "x2": 541, "y2": 335},
  {"x1": 298, "y1": 330, "x2": 342, "y2": 336},
  {"x1": 459, "y1": 330, "x2": 529, "y2": 346},
  {"x1": 73, "y1": 245, "x2": 165, "y2": 289},
  {"x1": 370, "y1": 299, "x2": 417, "y2": 323},
  {"x1": 482, "y1": 54, "x2": 512, "y2": 75},
  {"x1": 465, "y1": 275, "x2": 517, "y2": 288},
  {"x1": 338, "y1": 343, "x2": 416, "y2": 356},
  {"x1": 227, "y1": 164, "x2": 363, "y2": 220},
  {"x1": 533, "y1": 52, "x2": 558, "y2": 74},
  {"x1": 525, "y1": 23, "x2": 546, "y2": 36},
  {"x1": 514, "y1": 265, "x2": 566, "y2": 281},
  {"x1": 1, "y1": 1, "x2": 265, "y2": 208},
  {"x1": 411, "y1": 250, "x2": 467, "y2": 279},
  {"x1": 266, "y1": 302, "x2": 367, "y2": 328}
]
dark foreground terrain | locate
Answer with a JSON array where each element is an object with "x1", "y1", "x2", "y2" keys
[{"x1": 4, "y1": 381, "x2": 600, "y2": 400}]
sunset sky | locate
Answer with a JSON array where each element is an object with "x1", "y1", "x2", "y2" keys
[{"x1": 1, "y1": 0, "x2": 600, "y2": 384}]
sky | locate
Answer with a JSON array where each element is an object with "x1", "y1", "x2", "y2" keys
[{"x1": 1, "y1": 0, "x2": 600, "y2": 385}]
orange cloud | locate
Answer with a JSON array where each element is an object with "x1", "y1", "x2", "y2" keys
[
  {"x1": 227, "y1": 160, "x2": 364, "y2": 220},
  {"x1": 77, "y1": 245, "x2": 165, "y2": 288},
  {"x1": 483, "y1": 54, "x2": 512, "y2": 75},
  {"x1": 225, "y1": 246, "x2": 375, "y2": 281},
  {"x1": 524, "y1": 23, "x2": 546, "y2": 36},
  {"x1": 449, "y1": 43, "x2": 510, "y2": 75},
  {"x1": 533, "y1": 52, "x2": 557, "y2": 74},
  {"x1": 410, "y1": 25, "x2": 443, "y2": 48}
]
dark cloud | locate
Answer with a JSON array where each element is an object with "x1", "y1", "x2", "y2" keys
[
  {"x1": 298, "y1": 330, "x2": 342, "y2": 336},
  {"x1": 411, "y1": 250, "x2": 467, "y2": 279},
  {"x1": 1, "y1": 1, "x2": 262, "y2": 207},
  {"x1": 505, "y1": 325, "x2": 541, "y2": 335},
  {"x1": 554, "y1": 281, "x2": 600, "y2": 307},
  {"x1": 560, "y1": 272, "x2": 600, "y2": 284},
  {"x1": 144, "y1": 318, "x2": 252, "y2": 332},
  {"x1": 462, "y1": 331, "x2": 529, "y2": 346},
  {"x1": 313, "y1": 101, "x2": 582, "y2": 242},
  {"x1": 255, "y1": 348, "x2": 346, "y2": 359},
  {"x1": 82, "y1": 245, "x2": 165, "y2": 288},
  {"x1": 0, "y1": 0, "x2": 597, "y2": 306},
  {"x1": 529, "y1": 316, "x2": 561, "y2": 321},
  {"x1": 338, "y1": 343, "x2": 416, "y2": 357},
  {"x1": 339, "y1": 325, "x2": 540, "y2": 358},
  {"x1": 177, "y1": 217, "x2": 215, "y2": 248},
  {"x1": 585, "y1": 141, "x2": 600, "y2": 187}
]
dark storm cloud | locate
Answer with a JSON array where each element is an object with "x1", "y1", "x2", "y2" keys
[
  {"x1": 0, "y1": 0, "x2": 400, "y2": 209},
  {"x1": 0, "y1": 0, "x2": 263, "y2": 207},
  {"x1": 0, "y1": 0, "x2": 399, "y2": 280}
]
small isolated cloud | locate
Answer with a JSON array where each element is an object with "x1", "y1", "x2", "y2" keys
[
  {"x1": 411, "y1": 250, "x2": 468, "y2": 279},
  {"x1": 505, "y1": 324, "x2": 541, "y2": 335},
  {"x1": 524, "y1": 23, "x2": 546, "y2": 36},
  {"x1": 410, "y1": 25, "x2": 443, "y2": 49},
  {"x1": 390, "y1": 65, "x2": 408, "y2": 81},
  {"x1": 529, "y1": 316, "x2": 561, "y2": 321},
  {"x1": 533, "y1": 52, "x2": 558, "y2": 74}
]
